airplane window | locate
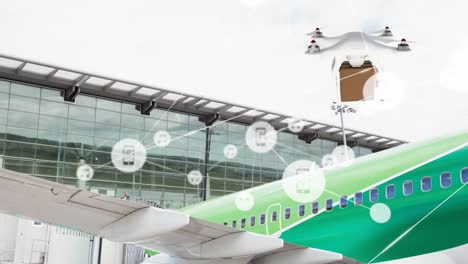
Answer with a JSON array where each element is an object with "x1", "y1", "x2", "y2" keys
[
  {"x1": 421, "y1": 177, "x2": 432, "y2": 192},
  {"x1": 260, "y1": 213, "x2": 266, "y2": 225},
  {"x1": 386, "y1": 185, "x2": 395, "y2": 199},
  {"x1": 354, "y1": 192, "x2": 363, "y2": 205},
  {"x1": 441, "y1": 172, "x2": 452, "y2": 188},
  {"x1": 312, "y1": 202, "x2": 319, "y2": 214},
  {"x1": 285, "y1": 208, "x2": 291, "y2": 219},
  {"x1": 299, "y1": 205, "x2": 305, "y2": 217},
  {"x1": 272, "y1": 211, "x2": 277, "y2": 222},
  {"x1": 250, "y1": 216, "x2": 255, "y2": 227},
  {"x1": 461, "y1": 168, "x2": 468, "y2": 184},
  {"x1": 241, "y1": 218, "x2": 246, "y2": 229},
  {"x1": 370, "y1": 188, "x2": 379, "y2": 202},
  {"x1": 232, "y1": 220, "x2": 237, "y2": 228},
  {"x1": 326, "y1": 199, "x2": 333, "y2": 211},
  {"x1": 340, "y1": 196, "x2": 348, "y2": 208},
  {"x1": 403, "y1": 181, "x2": 413, "y2": 196}
]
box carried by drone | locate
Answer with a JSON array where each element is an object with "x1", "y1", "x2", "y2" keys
[{"x1": 333, "y1": 58, "x2": 379, "y2": 103}]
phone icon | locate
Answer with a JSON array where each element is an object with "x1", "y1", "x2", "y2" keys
[
  {"x1": 122, "y1": 145, "x2": 135, "y2": 166},
  {"x1": 295, "y1": 168, "x2": 311, "y2": 194},
  {"x1": 255, "y1": 127, "x2": 267, "y2": 147}
]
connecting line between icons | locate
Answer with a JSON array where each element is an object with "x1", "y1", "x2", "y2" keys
[
  {"x1": 340, "y1": 67, "x2": 375, "y2": 81},
  {"x1": 271, "y1": 148, "x2": 289, "y2": 166},
  {"x1": 82, "y1": 100, "x2": 178, "y2": 158},
  {"x1": 207, "y1": 145, "x2": 246, "y2": 172},
  {"x1": 146, "y1": 109, "x2": 258, "y2": 151},
  {"x1": 367, "y1": 183, "x2": 467, "y2": 264},
  {"x1": 275, "y1": 142, "x2": 319, "y2": 160},
  {"x1": 87, "y1": 108, "x2": 256, "y2": 174},
  {"x1": 145, "y1": 160, "x2": 185, "y2": 174},
  {"x1": 141, "y1": 100, "x2": 178, "y2": 143},
  {"x1": 93, "y1": 161, "x2": 114, "y2": 170}
]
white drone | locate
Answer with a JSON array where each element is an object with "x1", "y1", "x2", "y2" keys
[
  {"x1": 305, "y1": 26, "x2": 413, "y2": 58},
  {"x1": 304, "y1": 26, "x2": 414, "y2": 103}
]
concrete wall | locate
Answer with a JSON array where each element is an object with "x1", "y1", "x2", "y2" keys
[
  {"x1": 46, "y1": 227, "x2": 94, "y2": 264},
  {"x1": 14, "y1": 219, "x2": 48, "y2": 264},
  {"x1": 0, "y1": 214, "x2": 18, "y2": 262},
  {"x1": 100, "y1": 239, "x2": 124, "y2": 264},
  {"x1": 0, "y1": 215, "x2": 125, "y2": 264}
]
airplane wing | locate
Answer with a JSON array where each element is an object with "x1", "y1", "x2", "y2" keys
[{"x1": 0, "y1": 168, "x2": 360, "y2": 264}]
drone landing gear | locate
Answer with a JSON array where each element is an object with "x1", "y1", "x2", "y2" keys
[
  {"x1": 305, "y1": 45, "x2": 320, "y2": 54},
  {"x1": 397, "y1": 43, "x2": 411, "y2": 51},
  {"x1": 382, "y1": 30, "x2": 393, "y2": 37}
]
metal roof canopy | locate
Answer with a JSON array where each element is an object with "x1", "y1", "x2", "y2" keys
[{"x1": 0, "y1": 53, "x2": 406, "y2": 150}]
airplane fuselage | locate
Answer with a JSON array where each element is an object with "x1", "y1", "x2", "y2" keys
[{"x1": 182, "y1": 133, "x2": 468, "y2": 263}]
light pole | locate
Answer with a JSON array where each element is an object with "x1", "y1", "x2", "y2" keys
[{"x1": 331, "y1": 103, "x2": 357, "y2": 161}]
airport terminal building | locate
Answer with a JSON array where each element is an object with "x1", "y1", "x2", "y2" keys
[{"x1": 0, "y1": 54, "x2": 405, "y2": 264}]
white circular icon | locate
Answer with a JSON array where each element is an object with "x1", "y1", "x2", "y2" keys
[
  {"x1": 370, "y1": 203, "x2": 392, "y2": 224},
  {"x1": 76, "y1": 164, "x2": 94, "y2": 181},
  {"x1": 288, "y1": 118, "x2": 305, "y2": 133},
  {"x1": 245, "y1": 121, "x2": 277, "y2": 153},
  {"x1": 363, "y1": 71, "x2": 407, "y2": 112},
  {"x1": 111, "y1": 139, "x2": 147, "y2": 173},
  {"x1": 235, "y1": 191, "x2": 255, "y2": 211},
  {"x1": 224, "y1": 144, "x2": 238, "y2": 159},
  {"x1": 282, "y1": 160, "x2": 325, "y2": 203},
  {"x1": 153, "y1": 131, "x2": 171, "y2": 148},
  {"x1": 332, "y1": 145, "x2": 356, "y2": 166},
  {"x1": 439, "y1": 38, "x2": 468, "y2": 95},
  {"x1": 321, "y1": 154, "x2": 338, "y2": 169},
  {"x1": 187, "y1": 170, "x2": 203, "y2": 186}
]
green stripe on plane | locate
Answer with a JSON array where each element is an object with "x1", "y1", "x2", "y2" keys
[{"x1": 181, "y1": 132, "x2": 468, "y2": 262}]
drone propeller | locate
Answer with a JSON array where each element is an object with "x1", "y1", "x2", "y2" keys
[
  {"x1": 375, "y1": 38, "x2": 415, "y2": 44},
  {"x1": 306, "y1": 26, "x2": 327, "y2": 37},
  {"x1": 305, "y1": 39, "x2": 321, "y2": 54},
  {"x1": 371, "y1": 26, "x2": 393, "y2": 36}
]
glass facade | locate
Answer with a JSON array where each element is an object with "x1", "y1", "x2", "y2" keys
[{"x1": 0, "y1": 79, "x2": 373, "y2": 209}]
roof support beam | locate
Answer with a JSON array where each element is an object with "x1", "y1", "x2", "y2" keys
[
  {"x1": 199, "y1": 112, "x2": 220, "y2": 126},
  {"x1": 127, "y1": 86, "x2": 143, "y2": 97},
  {"x1": 270, "y1": 116, "x2": 287, "y2": 124},
  {"x1": 195, "y1": 101, "x2": 211, "y2": 110},
  {"x1": 74, "y1": 75, "x2": 90, "y2": 87},
  {"x1": 215, "y1": 104, "x2": 233, "y2": 114},
  {"x1": 63, "y1": 85, "x2": 80, "y2": 103},
  {"x1": 338, "y1": 140, "x2": 358, "y2": 148},
  {"x1": 298, "y1": 133, "x2": 319, "y2": 144},
  {"x1": 60, "y1": 74, "x2": 90, "y2": 103},
  {"x1": 175, "y1": 96, "x2": 189, "y2": 103},
  {"x1": 46, "y1": 69, "x2": 59, "y2": 80},
  {"x1": 254, "y1": 113, "x2": 268, "y2": 121},
  {"x1": 151, "y1": 91, "x2": 168, "y2": 101},
  {"x1": 102, "y1": 81, "x2": 117, "y2": 91},
  {"x1": 184, "y1": 98, "x2": 203, "y2": 106},
  {"x1": 15, "y1": 62, "x2": 27, "y2": 74},
  {"x1": 137, "y1": 100, "x2": 156, "y2": 116}
]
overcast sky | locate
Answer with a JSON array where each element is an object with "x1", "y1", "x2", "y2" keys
[{"x1": 1, "y1": 0, "x2": 467, "y2": 142}]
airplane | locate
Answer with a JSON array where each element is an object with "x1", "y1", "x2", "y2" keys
[{"x1": 0, "y1": 131, "x2": 467, "y2": 264}]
